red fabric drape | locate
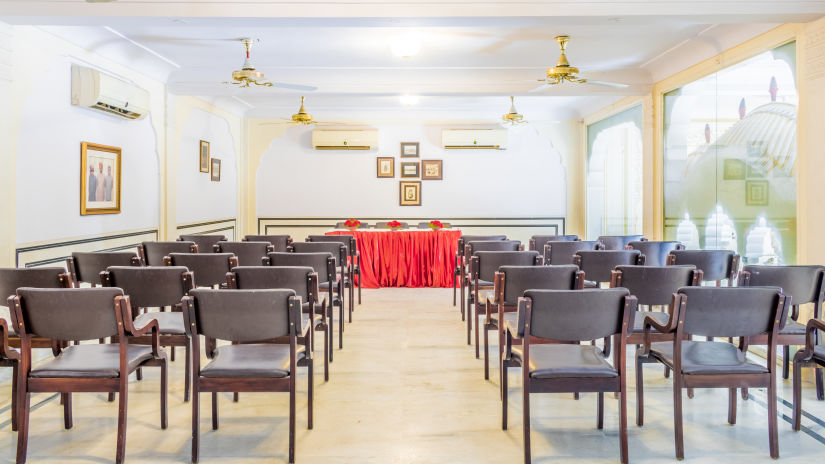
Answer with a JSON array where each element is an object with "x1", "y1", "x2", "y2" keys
[{"x1": 326, "y1": 229, "x2": 461, "y2": 288}]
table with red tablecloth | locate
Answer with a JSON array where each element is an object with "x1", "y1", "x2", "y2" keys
[{"x1": 326, "y1": 229, "x2": 462, "y2": 288}]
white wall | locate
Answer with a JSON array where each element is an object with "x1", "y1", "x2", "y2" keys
[{"x1": 255, "y1": 123, "x2": 567, "y2": 218}]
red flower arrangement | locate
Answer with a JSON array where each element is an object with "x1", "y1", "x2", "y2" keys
[
  {"x1": 428, "y1": 220, "x2": 444, "y2": 230},
  {"x1": 343, "y1": 218, "x2": 362, "y2": 230},
  {"x1": 386, "y1": 220, "x2": 403, "y2": 230}
]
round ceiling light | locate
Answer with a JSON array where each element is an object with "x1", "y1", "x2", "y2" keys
[
  {"x1": 399, "y1": 95, "x2": 419, "y2": 106},
  {"x1": 390, "y1": 33, "x2": 421, "y2": 58}
]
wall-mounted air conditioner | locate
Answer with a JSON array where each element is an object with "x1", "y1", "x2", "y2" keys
[
  {"x1": 311, "y1": 129, "x2": 379, "y2": 150},
  {"x1": 442, "y1": 129, "x2": 507, "y2": 149},
  {"x1": 71, "y1": 64, "x2": 150, "y2": 120}
]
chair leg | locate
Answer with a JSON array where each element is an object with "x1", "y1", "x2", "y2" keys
[
  {"x1": 192, "y1": 385, "x2": 200, "y2": 463},
  {"x1": 768, "y1": 372, "x2": 779, "y2": 459},
  {"x1": 171, "y1": 346, "x2": 175, "y2": 362},
  {"x1": 115, "y1": 380, "x2": 128, "y2": 464},
  {"x1": 452, "y1": 271, "x2": 457, "y2": 306},
  {"x1": 338, "y1": 300, "x2": 344, "y2": 350},
  {"x1": 211, "y1": 392, "x2": 219, "y2": 430},
  {"x1": 184, "y1": 342, "x2": 191, "y2": 402},
  {"x1": 673, "y1": 377, "x2": 684, "y2": 460},
  {"x1": 474, "y1": 306, "x2": 480, "y2": 359},
  {"x1": 348, "y1": 282, "x2": 353, "y2": 323},
  {"x1": 728, "y1": 388, "x2": 737, "y2": 425},
  {"x1": 108, "y1": 392, "x2": 115, "y2": 402},
  {"x1": 460, "y1": 279, "x2": 466, "y2": 321},
  {"x1": 160, "y1": 359, "x2": 168, "y2": 429},
  {"x1": 466, "y1": 296, "x2": 472, "y2": 345},
  {"x1": 289, "y1": 377, "x2": 296, "y2": 464},
  {"x1": 233, "y1": 393, "x2": 239, "y2": 402},
  {"x1": 783, "y1": 345, "x2": 790, "y2": 380},
  {"x1": 308, "y1": 358, "x2": 314, "y2": 430},
  {"x1": 136, "y1": 368, "x2": 143, "y2": 381},
  {"x1": 597, "y1": 392, "x2": 604, "y2": 429},
  {"x1": 664, "y1": 366, "x2": 670, "y2": 378},
  {"x1": 792, "y1": 360, "x2": 803, "y2": 431},
  {"x1": 326, "y1": 301, "x2": 334, "y2": 363},
  {"x1": 483, "y1": 323, "x2": 489, "y2": 380},
  {"x1": 636, "y1": 357, "x2": 645, "y2": 426},
  {"x1": 62, "y1": 393, "x2": 73, "y2": 429},
  {"x1": 16, "y1": 384, "x2": 30, "y2": 464},
  {"x1": 523, "y1": 384, "x2": 531, "y2": 464},
  {"x1": 357, "y1": 272, "x2": 362, "y2": 305},
  {"x1": 501, "y1": 359, "x2": 508, "y2": 429},
  {"x1": 816, "y1": 367, "x2": 824, "y2": 401},
  {"x1": 742, "y1": 387, "x2": 749, "y2": 400},
  {"x1": 619, "y1": 389, "x2": 629, "y2": 464},
  {"x1": 323, "y1": 324, "x2": 330, "y2": 382},
  {"x1": 11, "y1": 362, "x2": 18, "y2": 432}
]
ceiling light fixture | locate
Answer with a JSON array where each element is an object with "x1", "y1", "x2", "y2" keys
[
  {"x1": 501, "y1": 96, "x2": 526, "y2": 126},
  {"x1": 390, "y1": 33, "x2": 422, "y2": 58},
  {"x1": 399, "y1": 95, "x2": 419, "y2": 106}
]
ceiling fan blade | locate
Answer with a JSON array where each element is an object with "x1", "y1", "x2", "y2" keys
[
  {"x1": 584, "y1": 80, "x2": 630, "y2": 89},
  {"x1": 529, "y1": 83, "x2": 550, "y2": 93},
  {"x1": 272, "y1": 82, "x2": 318, "y2": 91}
]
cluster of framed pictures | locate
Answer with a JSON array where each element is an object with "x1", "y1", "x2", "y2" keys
[
  {"x1": 200, "y1": 140, "x2": 221, "y2": 182},
  {"x1": 376, "y1": 142, "x2": 443, "y2": 206}
]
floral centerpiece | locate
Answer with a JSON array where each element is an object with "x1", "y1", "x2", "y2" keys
[
  {"x1": 343, "y1": 218, "x2": 362, "y2": 230},
  {"x1": 428, "y1": 220, "x2": 444, "y2": 230},
  {"x1": 386, "y1": 220, "x2": 403, "y2": 230}
]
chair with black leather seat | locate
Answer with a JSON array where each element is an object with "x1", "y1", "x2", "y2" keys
[
  {"x1": 306, "y1": 234, "x2": 362, "y2": 305},
  {"x1": 667, "y1": 249, "x2": 740, "y2": 286},
  {"x1": 243, "y1": 234, "x2": 293, "y2": 252},
  {"x1": 598, "y1": 235, "x2": 646, "y2": 250},
  {"x1": 636, "y1": 286, "x2": 788, "y2": 460},
  {"x1": 487, "y1": 264, "x2": 583, "y2": 382},
  {"x1": 213, "y1": 241, "x2": 274, "y2": 267},
  {"x1": 544, "y1": 240, "x2": 600, "y2": 265},
  {"x1": 626, "y1": 241, "x2": 684, "y2": 267},
  {"x1": 0, "y1": 319, "x2": 19, "y2": 431},
  {"x1": 184, "y1": 288, "x2": 310, "y2": 464},
  {"x1": 291, "y1": 241, "x2": 352, "y2": 324},
  {"x1": 462, "y1": 240, "x2": 522, "y2": 325},
  {"x1": 11, "y1": 287, "x2": 167, "y2": 464},
  {"x1": 574, "y1": 250, "x2": 643, "y2": 287},
  {"x1": 101, "y1": 266, "x2": 194, "y2": 401},
  {"x1": 528, "y1": 234, "x2": 579, "y2": 253},
  {"x1": 163, "y1": 253, "x2": 238, "y2": 288},
  {"x1": 67, "y1": 251, "x2": 140, "y2": 286},
  {"x1": 265, "y1": 252, "x2": 339, "y2": 361},
  {"x1": 178, "y1": 234, "x2": 227, "y2": 254},
  {"x1": 227, "y1": 265, "x2": 329, "y2": 381},
  {"x1": 793, "y1": 318, "x2": 825, "y2": 430},
  {"x1": 453, "y1": 235, "x2": 507, "y2": 307},
  {"x1": 502, "y1": 288, "x2": 635, "y2": 464},
  {"x1": 739, "y1": 265, "x2": 825, "y2": 400},
  {"x1": 138, "y1": 241, "x2": 197, "y2": 266}
]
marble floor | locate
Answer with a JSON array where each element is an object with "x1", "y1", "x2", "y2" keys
[{"x1": 0, "y1": 288, "x2": 824, "y2": 463}]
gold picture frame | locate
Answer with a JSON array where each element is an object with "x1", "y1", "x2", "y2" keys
[
  {"x1": 377, "y1": 157, "x2": 394, "y2": 178},
  {"x1": 199, "y1": 140, "x2": 210, "y2": 173},
  {"x1": 421, "y1": 159, "x2": 443, "y2": 180},
  {"x1": 80, "y1": 142, "x2": 122, "y2": 215},
  {"x1": 211, "y1": 158, "x2": 222, "y2": 182},
  {"x1": 400, "y1": 181, "x2": 421, "y2": 206}
]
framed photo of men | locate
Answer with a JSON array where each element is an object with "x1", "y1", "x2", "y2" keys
[{"x1": 80, "y1": 142, "x2": 122, "y2": 215}]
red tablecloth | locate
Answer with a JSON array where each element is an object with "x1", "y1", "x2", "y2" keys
[{"x1": 326, "y1": 229, "x2": 461, "y2": 288}]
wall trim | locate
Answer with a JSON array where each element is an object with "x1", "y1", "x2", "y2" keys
[{"x1": 15, "y1": 228, "x2": 159, "y2": 268}]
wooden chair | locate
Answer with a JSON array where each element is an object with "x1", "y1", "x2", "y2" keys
[
  {"x1": 453, "y1": 235, "x2": 507, "y2": 307},
  {"x1": 793, "y1": 318, "x2": 825, "y2": 430},
  {"x1": 184, "y1": 288, "x2": 310, "y2": 464},
  {"x1": 306, "y1": 234, "x2": 362, "y2": 305},
  {"x1": 291, "y1": 241, "x2": 352, "y2": 324},
  {"x1": 243, "y1": 234, "x2": 293, "y2": 252},
  {"x1": 138, "y1": 241, "x2": 197, "y2": 265},
  {"x1": 227, "y1": 265, "x2": 329, "y2": 381},
  {"x1": 574, "y1": 250, "x2": 643, "y2": 287},
  {"x1": 213, "y1": 241, "x2": 274, "y2": 266},
  {"x1": 502, "y1": 288, "x2": 635, "y2": 464},
  {"x1": 667, "y1": 249, "x2": 739, "y2": 286},
  {"x1": 0, "y1": 318, "x2": 19, "y2": 431},
  {"x1": 636, "y1": 286, "x2": 789, "y2": 459},
  {"x1": 544, "y1": 240, "x2": 600, "y2": 265},
  {"x1": 486, "y1": 264, "x2": 583, "y2": 383},
  {"x1": 178, "y1": 234, "x2": 227, "y2": 254},
  {"x1": 67, "y1": 251, "x2": 141, "y2": 286},
  {"x1": 101, "y1": 266, "x2": 194, "y2": 401},
  {"x1": 597, "y1": 235, "x2": 646, "y2": 250},
  {"x1": 528, "y1": 234, "x2": 579, "y2": 252},
  {"x1": 625, "y1": 240, "x2": 684, "y2": 267},
  {"x1": 462, "y1": 240, "x2": 521, "y2": 325},
  {"x1": 164, "y1": 253, "x2": 238, "y2": 288},
  {"x1": 11, "y1": 287, "x2": 167, "y2": 464}
]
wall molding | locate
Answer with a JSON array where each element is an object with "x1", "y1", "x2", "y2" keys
[
  {"x1": 176, "y1": 218, "x2": 238, "y2": 239},
  {"x1": 15, "y1": 228, "x2": 158, "y2": 268}
]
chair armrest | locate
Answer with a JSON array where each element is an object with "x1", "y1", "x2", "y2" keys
[
  {"x1": 799, "y1": 319, "x2": 825, "y2": 360},
  {"x1": 116, "y1": 296, "x2": 161, "y2": 356},
  {"x1": 640, "y1": 314, "x2": 674, "y2": 356},
  {"x1": 0, "y1": 319, "x2": 20, "y2": 361}
]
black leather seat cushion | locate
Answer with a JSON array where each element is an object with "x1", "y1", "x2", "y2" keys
[
  {"x1": 201, "y1": 343, "x2": 306, "y2": 378},
  {"x1": 134, "y1": 311, "x2": 185, "y2": 335},
  {"x1": 779, "y1": 319, "x2": 807, "y2": 335},
  {"x1": 648, "y1": 341, "x2": 768, "y2": 375},
  {"x1": 31, "y1": 344, "x2": 159, "y2": 378},
  {"x1": 511, "y1": 344, "x2": 617, "y2": 378},
  {"x1": 474, "y1": 279, "x2": 494, "y2": 287},
  {"x1": 633, "y1": 311, "x2": 670, "y2": 333}
]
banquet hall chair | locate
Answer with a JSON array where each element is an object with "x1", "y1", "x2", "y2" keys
[
  {"x1": 138, "y1": 241, "x2": 197, "y2": 266},
  {"x1": 291, "y1": 241, "x2": 352, "y2": 323},
  {"x1": 453, "y1": 235, "x2": 507, "y2": 307},
  {"x1": 598, "y1": 235, "x2": 646, "y2": 251},
  {"x1": 67, "y1": 251, "x2": 140, "y2": 286},
  {"x1": 636, "y1": 286, "x2": 788, "y2": 460},
  {"x1": 178, "y1": 234, "x2": 227, "y2": 254},
  {"x1": 101, "y1": 266, "x2": 194, "y2": 401},
  {"x1": 227, "y1": 265, "x2": 328, "y2": 381},
  {"x1": 468, "y1": 250, "x2": 540, "y2": 358},
  {"x1": 574, "y1": 250, "x2": 643, "y2": 287},
  {"x1": 163, "y1": 253, "x2": 238, "y2": 288},
  {"x1": 544, "y1": 240, "x2": 600, "y2": 265},
  {"x1": 243, "y1": 234, "x2": 293, "y2": 252},
  {"x1": 793, "y1": 318, "x2": 825, "y2": 430},
  {"x1": 502, "y1": 288, "x2": 635, "y2": 464},
  {"x1": 0, "y1": 319, "x2": 19, "y2": 431},
  {"x1": 462, "y1": 240, "x2": 521, "y2": 326},
  {"x1": 528, "y1": 234, "x2": 579, "y2": 253},
  {"x1": 306, "y1": 235, "x2": 362, "y2": 305},
  {"x1": 214, "y1": 241, "x2": 274, "y2": 266},
  {"x1": 184, "y1": 288, "x2": 309, "y2": 464},
  {"x1": 667, "y1": 249, "x2": 740, "y2": 286},
  {"x1": 488, "y1": 264, "x2": 583, "y2": 383},
  {"x1": 12, "y1": 287, "x2": 167, "y2": 464},
  {"x1": 626, "y1": 241, "x2": 684, "y2": 267}
]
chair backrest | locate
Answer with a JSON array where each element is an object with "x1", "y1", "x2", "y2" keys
[
  {"x1": 458, "y1": 235, "x2": 507, "y2": 250},
  {"x1": 677, "y1": 286, "x2": 788, "y2": 338},
  {"x1": 140, "y1": 241, "x2": 197, "y2": 266},
  {"x1": 185, "y1": 288, "x2": 299, "y2": 342},
  {"x1": 626, "y1": 241, "x2": 684, "y2": 267},
  {"x1": 266, "y1": 252, "x2": 334, "y2": 283},
  {"x1": 243, "y1": 234, "x2": 292, "y2": 252},
  {"x1": 165, "y1": 253, "x2": 237, "y2": 288},
  {"x1": 612, "y1": 265, "x2": 700, "y2": 306},
  {"x1": 472, "y1": 251, "x2": 540, "y2": 283},
  {"x1": 739, "y1": 265, "x2": 825, "y2": 306},
  {"x1": 290, "y1": 241, "x2": 347, "y2": 267},
  {"x1": 522, "y1": 288, "x2": 633, "y2": 341},
  {"x1": 68, "y1": 251, "x2": 138, "y2": 285},
  {"x1": 375, "y1": 221, "x2": 409, "y2": 229},
  {"x1": 229, "y1": 266, "x2": 315, "y2": 301},
  {"x1": 466, "y1": 240, "x2": 521, "y2": 260},
  {"x1": 529, "y1": 235, "x2": 579, "y2": 251},
  {"x1": 0, "y1": 267, "x2": 70, "y2": 309},
  {"x1": 102, "y1": 266, "x2": 192, "y2": 308},
  {"x1": 178, "y1": 234, "x2": 227, "y2": 253},
  {"x1": 306, "y1": 235, "x2": 357, "y2": 257},
  {"x1": 215, "y1": 241, "x2": 274, "y2": 267},
  {"x1": 668, "y1": 249, "x2": 739, "y2": 283},
  {"x1": 575, "y1": 250, "x2": 643, "y2": 284},
  {"x1": 545, "y1": 240, "x2": 600, "y2": 265},
  {"x1": 13, "y1": 287, "x2": 123, "y2": 341},
  {"x1": 500, "y1": 265, "x2": 581, "y2": 304},
  {"x1": 597, "y1": 235, "x2": 646, "y2": 251}
]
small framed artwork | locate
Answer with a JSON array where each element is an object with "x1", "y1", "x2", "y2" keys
[
  {"x1": 211, "y1": 158, "x2": 221, "y2": 182},
  {"x1": 80, "y1": 142, "x2": 122, "y2": 215},
  {"x1": 400, "y1": 161, "x2": 420, "y2": 178},
  {"x1": 400, "y1": 181, "x2": 421, "y2": 206},
  {"x1": 400, "y1": 142, "x2": 420, "y2": 158},
  {"x1": 722, "y1": 159, "x2": 745, "y2": 180},
  {"x1": 746, "y1": 163, "x2": 763, "y2": 179},
  {"x1": 421, "y1": 159, "x2": 443, "y2": 180},
  {"x1": 377, "y1": 157, "x2": 394, "y2": 178},
  {"x1": 199, "y1": 140, "x2": 210, "y2": 173},
  {"x1": 746, "y1": 180, "x2": 768, "y2": 206}
]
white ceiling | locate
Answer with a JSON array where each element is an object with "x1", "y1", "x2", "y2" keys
[{"x1": 2, "y1": 1, "x2": 823, "y2": 121}]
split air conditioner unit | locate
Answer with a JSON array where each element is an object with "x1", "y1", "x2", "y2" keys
[
  {"x1": 312, "y1": 129, "x2": 378, "y2": 150},
  {"x1": 71, "y1": 64, "x2": 150, "y2": 120},
  {"x1": 442, "y1": 129, "x2": 508, "y2": 149}
]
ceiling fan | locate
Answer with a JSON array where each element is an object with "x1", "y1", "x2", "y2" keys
[
  {"x1": 258, "y1": 96, "x2": 349, "y2": 126},
  {"x1": 530, "y1": 36, "x2": 629, "y2": 92},
  {"x1": 224, "y1": 38, "x2": 317, "y2": 91},
  {"x1": 501, "y1": 96, "x2": 527, "y2": 126}
]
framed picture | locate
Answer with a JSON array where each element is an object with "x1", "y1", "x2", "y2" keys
[
  {"x1": 746, "y1": 163, "x2": 763, "y2": 178},
  {"x1": 80, "y1": 142, "x2": 121, "y2": 215},
  {"x1": 400, "y1": 142, "x2": 420, "y2": 158},
  {"x1": 722, "y1": 159, "x2": 745, "y2": 180},
  {"x1": 377, "y1": 157, "x2": 394, "y2": 178},
  {"x1": 399, "y1": 181, "x2": 421, "y2": 206},
  {"x1": 746, "y1": 180, "x2": 769, "y2": 206},
  {"x1": 421, "y1": 159, "x2": 443, "y2": 180},
  {"x1": 199, "y1": 140, "x2": 210, "y2": 173},
  {"x1": 211, "y1": 158, "x2": 221, "y2": 182},
  {"x1": 400, "y1": 161, "x2": 420, "y2": 178}
]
